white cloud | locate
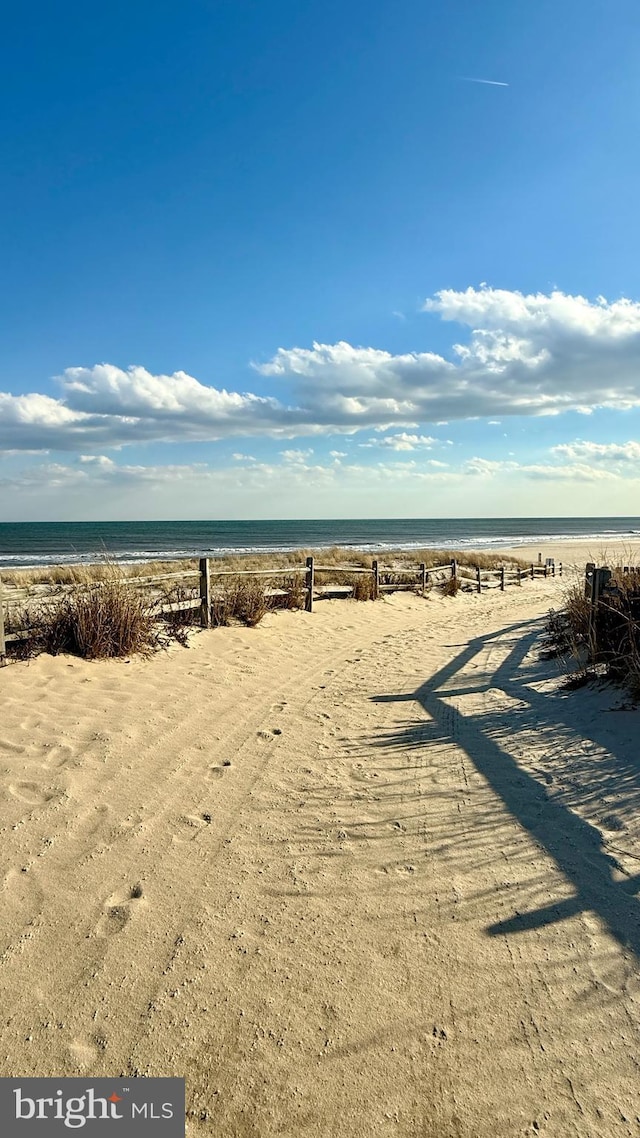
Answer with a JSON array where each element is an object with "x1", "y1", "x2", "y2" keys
[
  {"x1": 5, "y1": 287, "x2": 640, "y2": 454},
  {"x1": 256, "y1": 288, "x2": 640, "y2": 426},
  {"x1": 280, "y1": 448, "x2": 314, "y2": 462},
  {"x1": 551, "y1": 439, "x2": 640, "y2": 464},
  {"x1": 359, "y1": 432, "x2": 438, "y2": 451}
]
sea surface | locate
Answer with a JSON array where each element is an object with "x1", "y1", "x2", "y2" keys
[{"x1": 1, "y1": 518, "x2": 639, "y2": 571}]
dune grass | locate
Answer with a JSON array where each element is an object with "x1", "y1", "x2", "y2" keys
[
  {"x1": 2, "y1": 546, "x2": 527, "y2": 590},
  {"x1": 2, "y1": 547, "x2": 532, "y2": 662},
  {"x1": 5, "y1": 579, "x2": 166, "y2": 660},
  {"x1": 544, "y1": 563, "x2": 640, "y2": 699}
]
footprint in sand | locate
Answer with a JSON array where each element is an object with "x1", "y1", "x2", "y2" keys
[
  {"x1": 40, "y1": 743, "x2": 74, "y2": 770},
  {"x1": 68, "y1": 1036, "x2": 101, "y2": 1069},
  {"x1": 0, "y1": 738, "x2": 26, "y2": 756},
  {"x1": 172, "y1": 814, "x2": 209, "y2": 843},
  {"x1": 207, "y1": 765, "x2": 226, "y2": 780},
  {"x1": 1, "y1": 868, "x2": 44, "y2": 947},
  {"x1": 271, "y1": 702, "x2": 287, "y2": 713},
  {"x1": 8, "y1": 781, "x2": 59, "y2": 806},
  {"x1": 95, "y1": 884, "x2": 145, "y2": 938}
]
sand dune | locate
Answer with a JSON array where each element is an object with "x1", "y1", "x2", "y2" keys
[{"x1": 0, "y1": 553, "x2": 638, "y2": 1137}]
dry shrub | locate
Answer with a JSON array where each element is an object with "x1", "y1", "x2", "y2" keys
[
  {"x1": 8, "y1": 581, "x2": 163, "y2": 660},
  {"x1": 441, "y1": 575, "x2": 461, "y2": 597},
  {"x1": 593, "y1": 578, "x2": 640, "y2": 696},
  {"x1": 545, "y1": 570, "x2": 640, "y2": 698},
  {"x1": 270, "y1": 575, "x2": 307, "y2": 609},
  {"x1": 346, "y1": 573, "x2": 375, "y2": 601},
  {"x1": 211, "y1": 578, "x2": 269, "y2": 627}
]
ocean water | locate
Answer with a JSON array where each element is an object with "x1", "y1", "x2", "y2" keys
[{"x1": 1, "y1": 518, "x2": 639, "y2": 571}]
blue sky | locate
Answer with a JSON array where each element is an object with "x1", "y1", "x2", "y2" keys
[{"x1": 2, "y1": 0, "x2": 640, "y2": 520}]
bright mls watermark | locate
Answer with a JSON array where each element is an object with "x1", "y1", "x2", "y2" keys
[{"x1": 0, "y1": 1078, "x2": 185, "y2": 1135}]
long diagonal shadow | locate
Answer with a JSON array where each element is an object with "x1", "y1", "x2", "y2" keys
[{"x1": 372, "y1": 616, "x2": 640, "y2": 957}]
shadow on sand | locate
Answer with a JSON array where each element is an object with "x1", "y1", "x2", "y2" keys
[{"x1": 370, "y1": 616, "x2": 640, "y2": 958}]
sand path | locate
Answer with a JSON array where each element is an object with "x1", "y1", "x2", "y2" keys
[{"x1": 0, "y1": 574, "x2": 639, "y2": 1137}]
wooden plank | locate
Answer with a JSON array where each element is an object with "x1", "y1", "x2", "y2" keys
[
  {"x1": 313, "y1": 565, "x2": 373, "y2": 574},
  {"x1": 5, "y1": 630, "x2": 33, "y2": 643},
  {"x1": 153, "y1": 597, "x2": 202, "y2": 615},
  {"x1": 129, "y1": 570, "x2": 201, "y2": 585},
  {"x1": 305, "y1": 556, "x2": 314, "y2": 613},
  {"x1": 199, "y1": 558, "x2": 211, "y2": 629},
  {"x1": 0, "y1": 588, "x2": 30, "y2": 601},
  {"x1": 209, "y1": 567, "x2": 307, "y2": 578},
  {"x1": 378, "y1": 583, "x2": 420, "y2": 592}
]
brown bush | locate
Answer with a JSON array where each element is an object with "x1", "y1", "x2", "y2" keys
[
  {"x1": 545, "y1": 569, "x2": 640, "y2": 697},
  {"x1": 346, "y1": 573, "x2": 376, "y2": 601},
  {"x1": 211, "y1": 578, "x2": 269, "y2": 627},
  {"x1": 441, "y1": 575, "x2": 461, "y2": 597},
  {"x1": 6, "y1": 580, "x2": 164, "y2": 660}
]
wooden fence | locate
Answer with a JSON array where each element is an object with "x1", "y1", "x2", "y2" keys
[
  {"x1": 584, "y1": 562, "x2": 640, "y2": 663},
  {"x1": 0, "y1": 554, "x2": 562, "y2": 659},
  {"x1": 584, "y1": 561, "x2": 639, "y2": 604}
]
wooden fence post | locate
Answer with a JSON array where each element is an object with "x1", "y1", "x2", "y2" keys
[
  {"x1": 372, "y1": 559, "x2": 380, "y2": 600},
  {"x1": 587, "y1": 566, "x2": 613, "y2": 661},
  {"x1": 419, "y1": 562, "x2": 426, "y2": 595},
  {"x1": 500, "y1": 566, "x2": 505, "y2": 591},
  {"x1": 585, "y1": 562, "x2": 595, "y2": 598},
  {"x1": 558, "y1": 562, "x2": 562, "y2": 577},
  {"x1": 530, "y1": 563, "x2": 535, "y2": 580},
  {"x1": 476, "y1": 566, "x2": 482, "y2": 593},
  {"x1": 450, "y1": 558, "x2": 457, "y2": 581},
  {"x1": 0, "y1": 576, "x2": 5, "y2": 661},
  {"x1": 305, "y1": 556, "x2": 314, "y2": 613},
  {"x1": 199, "y1": 557, "x2": 211, "y2": 628}
]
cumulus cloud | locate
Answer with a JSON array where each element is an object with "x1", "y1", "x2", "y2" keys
[
  {"x1": 463, "y1": 455, "x2": 617, "y2": 482},
  {"x1": 359, "y1": 432, "x2": 438, "y2": 451},
  {"x1": 5, "y1": 287, "x2": 640, "y2": 453},
  {"x1": 258, "y1": 287, "x2": 640, "y2": 424},
  {"x1": 0, "y1": 366, "x2": 300, "y2": 453},
  {"x1": 280, "y1": 448, "x2": 314, "y2": 462},
  {"x1": 551, "y1": 439, "x2": 640, "y2": 464}
]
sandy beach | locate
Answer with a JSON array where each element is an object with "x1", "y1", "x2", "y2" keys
[{"x1": 1, "y1": 544, "x2": 639, "y2": 1137}]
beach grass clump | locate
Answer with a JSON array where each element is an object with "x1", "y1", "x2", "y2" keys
[
  {"x1": 545, "y1": 567, "x2": 640, "y2": 697},
  {"x1": 211, "y1": 577, "x2": 269, "y2": 627},
  {"x1": 441, "y1": 574, "x2": 462, "y2": 597},
  {"x1": 6, "y1": 579, "x2": 164, "y2": 660},
  {"x1": 346, "y1": 572, "x2": 376, "y2": 601}
]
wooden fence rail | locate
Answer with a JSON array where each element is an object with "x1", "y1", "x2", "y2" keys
[{"x1": 0, "y1": 554, "x2": 562, "y2": 659}]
